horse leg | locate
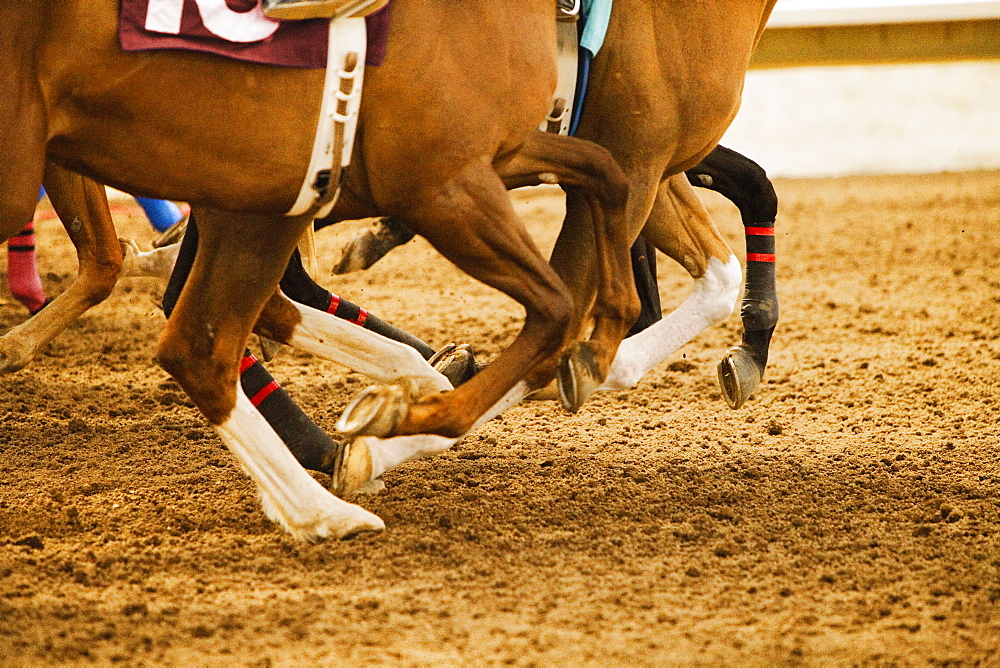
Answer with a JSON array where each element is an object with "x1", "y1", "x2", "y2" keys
[
  {"x1": 0, "y1": 164, "x2": 125, "y2": 374},
  {"x1": 601, "y1": 172, "x2": 743, "y2": 391},
  {"x1": 495, "y1": 131, "x2": 638, "y2": 412},
  {"x1": 0, "y1": 36, "x2": 47, "y2": 277},
  {"x1": 156, "y1": 207, "x2": 382, "y2": 540},
  {"x1": 253, "y1": 290, "x2": 452, "y2": 397},
  {"x1": 339, "y1": 161, "x2": 577, "y2": 440},
  {"x1": 686, "y1": 145, "x2": 779, "y2": 408},
  {"x1": 7, "y1": 217, "x2": 48, "y2": 314}
]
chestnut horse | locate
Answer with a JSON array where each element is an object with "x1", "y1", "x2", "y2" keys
[
  {"x1": 328, "y1": 0, "x2": 781, "y2": 494},
  {"x1": 1, "y1": 0, "x2": 637, "y2": 539}
]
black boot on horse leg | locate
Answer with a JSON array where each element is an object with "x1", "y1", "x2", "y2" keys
[
  {"x1": 626, "y1": 237, "x2": 662, "y2": 337},
  {"x1": 685, "y1": 145, "x2": 779, "y2": 409}
]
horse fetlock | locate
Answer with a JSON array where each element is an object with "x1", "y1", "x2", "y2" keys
[
  {"x1": 556, "y1": 341, "x2": 603, "y2": 412},
  {"x1": 0, "y1": 337, "x2": 36, "y2": 375},
  {"x1": 262, "y1": 490, "x2": 384, "y2": 541},
  {"x1": 741, "y1": 297, "x2": 780, "y2": 332},
  {"x1": 119, "y1": 238, "x2": 142, "y2": 273},
  {"x1": 336, "y1": 384, "x2": 409, "y2": 438}
]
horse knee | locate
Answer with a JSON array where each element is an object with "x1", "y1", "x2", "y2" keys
[{"x1": 156, "y1": 334, "x2": 236, "y2": 425}]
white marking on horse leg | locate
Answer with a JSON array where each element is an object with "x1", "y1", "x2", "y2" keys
[
  {"x1": 120, "y1": 239, "x2": 181, "y2": 279},
  {"x1": 215, "y1": 385, "x2": 384, "y2": 540},
  {"x1": 285, "y1": 298, "x2": 452, "y2": 395},
  {"x1": 601, "y1": 254, "x2": 741, "y2": 390},
  {"x1": 362, "y1": 381, "x2": 533, "y2": 480}
]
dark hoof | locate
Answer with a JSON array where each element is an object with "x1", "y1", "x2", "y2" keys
[
  {"x1": 331, "y1": 218, "x2": 413, "y2": 274},
  {"x1": 152, "y1": 217, "x2": 188, "y2": 248},
  {"x1": 336, "y1": 384, "x2": 409, "y2": 438},
  {"x1": 429, "y1": 343, "x2": 482, "y2": 388},
  {"x1": 717, "y1": 346, "x2": 763, "y2": 410},
  {"x1": 556, "y1": 342, "x2": 602, "y2": 413},
  {"x1": 255, "y1": 335, "x2": 284, "y2": 363}
]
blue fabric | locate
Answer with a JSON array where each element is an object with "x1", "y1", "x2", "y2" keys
[
  {"x1": 580, "y1": 0, "x2": 613, "y2": 56},
  {"x1": 135, "y1": 197, "x2": 184, "y2": 232},
  {"x1": 569, "y1": 49, "x2": 592, "y2": 137}
]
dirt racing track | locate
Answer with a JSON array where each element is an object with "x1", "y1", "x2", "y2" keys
[{"x1": 0, "y1": 171, "x2": 998, "y2": 664}]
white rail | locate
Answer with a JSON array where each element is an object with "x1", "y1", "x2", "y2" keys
[{"x1": 769, "y1": 0, "x2": 1000, "y2": 27}]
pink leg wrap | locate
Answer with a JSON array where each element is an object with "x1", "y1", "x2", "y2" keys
[{"x1": 8, "y1": 221, "x2": 47, "y2": 314}]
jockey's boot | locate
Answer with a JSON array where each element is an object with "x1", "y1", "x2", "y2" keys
[
  {"x1": 557, "y1": 0, "x2": 580, "y2": 22},
  {"x1": 262, "y1": 0, "x2": 387, "y2": 21}
]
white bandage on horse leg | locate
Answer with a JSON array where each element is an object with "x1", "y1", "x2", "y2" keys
[
  {"x1": 119, "y1": 239, "x2": 181, "y2": 279},
  {"x1": 214, "y1": 385, "x2": 384, "y2": 540},
  {"x1": 361, "y1": 380, "x2": 533, "y2": 480},
  {"x1": 601, "y1": 254, "x2": 742, "y2": 390},
  {"x1": 284, "y1": 298, "x2": 453, "y2": 396}
]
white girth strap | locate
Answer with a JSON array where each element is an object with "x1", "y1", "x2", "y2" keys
[
  {"x1": 287, "y1": 16, "x2": 367, "y2": 217},
  {"x1": 540, "y1": 21, "x2": 579, "y2": 136}
]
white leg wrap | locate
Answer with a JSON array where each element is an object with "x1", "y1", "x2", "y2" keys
[
  {"x1": 215, "y1": 386, "x2": 384, "y2": 540},
  {"x1": 363, "y1": 381, "x2": 533, "y2": 479},
  {"x1": 120, "y1": 240, "x2": 181, "y2": 279},
  {"x1": 601, "y1": 254, "x2": 742, "y2": 390},
  {"x1": 286, "y1": 298, "x2": 452, "y2": 395}
]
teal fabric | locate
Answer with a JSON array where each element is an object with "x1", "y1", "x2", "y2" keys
[{"x1": 580, "y1": 0, "x2": 613, "y2": 56}]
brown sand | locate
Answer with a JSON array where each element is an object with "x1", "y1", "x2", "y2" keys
[{"x1": 0, "y1": 171, "x2": 998, "y2": 665}]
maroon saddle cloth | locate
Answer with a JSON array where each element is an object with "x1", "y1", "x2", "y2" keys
[{"x1": 119, "y1": 0, "x2": 391, "y2": 68}]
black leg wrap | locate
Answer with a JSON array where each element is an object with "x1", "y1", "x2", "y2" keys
[
  {"x1": 240, "y1": 354, "x2": 339, "y2": 474},
  {"x1": 686, "y1": 146, "x2": 781, "y2": 409},
  {"x1": 686, "y1": 145, "x2": 778, "y2": 224},
  {"x1": 742, "y1": 259, "x2": 779, "y2": 334},
  {"x1": 627, "y1": 237, "x2": 662, "y2": 337},
  {"x1": 161, "y1": 211, "x2": 198, "y2": 318},
  {"x1": 280, "y1": 248, "x2": 436, "y2": 359}
]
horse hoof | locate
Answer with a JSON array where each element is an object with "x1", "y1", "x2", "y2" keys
[
  {"x1": 556, "y1": 342, "x2": 602, "y2": 413},
  {"x1": 152, "y1": 216, "x2": 188, "y2": 248},
  {"x1": 255, "y1": 335, "x2": 285, "y2": 363},
  {"x1": 331, "y1": 230, "x2": 378, "y2": 274},
  {"x1": 331, "y1": 436, "x2": 374, "y2": 497},
  {"x1": 331, "y1": 218, "x2": 413, "y2": 274},
  {"x1": 429, "y1": 343, "x2": 482, "y2": 388},
  {"x1": 336, "y1": 385, "x2": 409, "y2": 438},
  {"x1": 717, "y1": 346, "x2": 763, "y2": 410}
]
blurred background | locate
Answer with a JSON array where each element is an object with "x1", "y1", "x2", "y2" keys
[{"x1": 721, "y1": 0, "x2": 1000, "y2": 177}]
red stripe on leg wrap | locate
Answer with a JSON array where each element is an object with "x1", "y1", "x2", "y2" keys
[
  {"x1": 250, "y1": 381, "x2": 280, "y2": 407},
  {"x1": 239, "y1": 354, "x2": 258, "y2": 374},
  {"x1": 352, "y1": 309, "x2": 368, "y2": 326},
  {"x1": 745, "y1": 227, "x2": 774, "y2": 236},
  {"x1": 747, "y1": 253, "x2": 776, "y2": 263},
  {"x1": 327, "y1": 294, "x2": 341, "y2": 315}
]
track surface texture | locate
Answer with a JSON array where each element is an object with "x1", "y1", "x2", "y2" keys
[{"x1": 1, "y1": 172, "x2": 998, "y2": 665}]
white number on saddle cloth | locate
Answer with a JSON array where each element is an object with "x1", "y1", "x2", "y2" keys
[{"x1": 145, "y1": 0, "x2": 279, "y2": 43}]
